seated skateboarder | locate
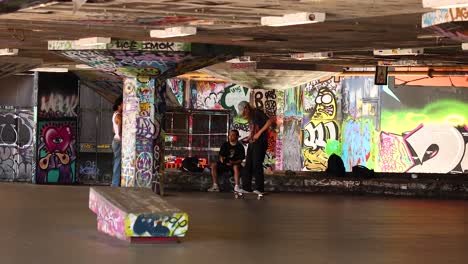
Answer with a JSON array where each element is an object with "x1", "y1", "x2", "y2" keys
[{"x1": 207, "y1": 129, "x2": 245, "y2": 192}]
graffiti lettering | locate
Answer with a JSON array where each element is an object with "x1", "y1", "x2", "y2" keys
[
  {"x1": 303, "y1": 121, "x2": 338, "y2": 151},
  {"x1": 40, "y1": 94, "x2": 79, "y2": 118},
  {"x1": 220, "y1": 84, "x2": 249, "y2": 115},
  {"x1": 79, "y1": 160, "x2": 100, "y2": 178},
  {"x1": 0, "y1": 110, "x2": 35, "y2": 181},
  {"x1": 449, "y1": 7, "x2": 468, "y2": 21},
  {"x1": 136, "y1": 117, "x2": 160, "y2": 139},
  {"x1": 254, "y1": 91, "x2": 264, "y2": 110},
  {"x1": 406, "y1": 124, "x2": 465, "y2": 173}
]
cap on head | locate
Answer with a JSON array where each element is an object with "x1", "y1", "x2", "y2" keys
[{"x1": 237, "y1": 101, "x2": 250, "y2": 116}]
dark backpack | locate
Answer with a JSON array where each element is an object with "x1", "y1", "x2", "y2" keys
[
  {"x1": 352, "y1": 165, "x2": 375, "y2": 178},
  {"x1": 326, "y1": 154, "x2": 346, "y2": 177},
  {"x1": 181, "y1": 157, "x2": 204, "y2": 173}
]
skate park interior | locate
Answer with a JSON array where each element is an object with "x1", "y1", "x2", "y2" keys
[{"x1": 0, "y1": 0, "x2": 468, "y2": 263}]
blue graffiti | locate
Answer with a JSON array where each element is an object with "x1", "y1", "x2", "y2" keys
[{"x1": 133, "y1": 214, "x2": 170, "y2": 237}]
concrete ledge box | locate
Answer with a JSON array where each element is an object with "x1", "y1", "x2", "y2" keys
[{"x1": 89, "y1": 187, "x2": 188, "y2": 242}]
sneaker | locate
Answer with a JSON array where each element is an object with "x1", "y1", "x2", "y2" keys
[
  {"x1": 234, "y1": 186, "x2": 249, "y2": 193},
  {"x1": 253, "y1": 190, "x2": 263, "y2": 195},
  {"x1": 207, "y1": 185, "x2": 220, "y2": 192}
]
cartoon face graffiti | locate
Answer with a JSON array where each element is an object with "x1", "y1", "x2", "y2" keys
[
  {"x1": 42, "y1": 125, "x2": 73, "y2": 154},
  {"x1": 37, "y1": 123, "x2": 76, "y2": 184},
  {"x1": 312, "y1": 88, "x2": 336, "y2": 119}
]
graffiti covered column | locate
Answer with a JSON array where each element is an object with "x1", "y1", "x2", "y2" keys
[{"x1": 121, "y1": 77, "x2": 164, "y2": 192}]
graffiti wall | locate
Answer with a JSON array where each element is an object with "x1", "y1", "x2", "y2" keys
[
  {"x1": 340, "y1": 77, "x2": 380, "y2": 171},
  {"x1": 379, "y1": 84, "x2": 468, "y2": 173},
  {"x1": 191, "y1": 81, "x2": 227, "y2": 110},
  {"x1": 283, "y1": 86, "x2": 304, "y2": 171},
  {"x1": 302, "y1": 77, "x2": 342, "y2": 171},
  {"x1": 166, "y1": 78, "x2": 184, "y2": 107},
  {"x1": 36, "y1": 73, "x2": 79, "y2": 184},
  {"x1": 0, "y1": 109, "x2": 35, "y2": 181},
  {"x1": 251, "y1": 88, "x2": 279, "y2": 171}
]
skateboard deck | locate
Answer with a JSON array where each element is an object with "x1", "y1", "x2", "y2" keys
[{"x1": 233, "y1": 191, "x2": 265, "y2": 200}]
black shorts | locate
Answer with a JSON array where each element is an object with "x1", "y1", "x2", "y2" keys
[{"x1": 216, "y1": 161, "x2": 241, "y2": 175}]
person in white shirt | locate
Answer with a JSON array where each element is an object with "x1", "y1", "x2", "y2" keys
[{"x1": 111, "y1": 96, "x2": 123, "y2": 187}]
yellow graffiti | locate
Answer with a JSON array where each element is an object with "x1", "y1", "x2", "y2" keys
[
  {"x1": 302, "y1": 148, "x2": 328, "y2": 171},
  {"x1": 312, "y1": 88, "x2": 336, "y2": 119}
]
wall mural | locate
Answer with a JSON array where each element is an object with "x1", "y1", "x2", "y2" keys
[
  {"x1": 0, "y1": 109, "x2": 35, "y2": 181},
  {"x1": 252, "y1": 89, "x2": 279, "y2": 171},
  {"x1": 166, "y1": 78, "x2": 184, "y2": 106},
  {"x1": 38, "y1": 74, "x2": 80, "y2": 119},
  {"x1": 337, "y1": 77, "x2": 381, "y2": 171},
  {"x1": 275, "y1": 90, "x2": 285, "y2": 171},
  {"x1": 36, "y1": 73, "x2": 79, "y2": 184},
  {"x1": 340, "y1": 118, "x2": 378, "y2": 171},
  {"x1": 282, "y1": 86, "x2": 304, "y2": 171},
  {"x1": 126, "y1": 213, "x2": 188, "y2": 238},
  {"x1": 192, "y1": 81, "x2": 226, "y2": 110},
  {"x1": 380, "y1": 97, "x2": 468, "y2": 173},
  {"x1": 302, "y1": 78, "x2": 341, "y2": 171},
  {"x1": 36, "y1": 121, "x2": 77, "y2": 183}
]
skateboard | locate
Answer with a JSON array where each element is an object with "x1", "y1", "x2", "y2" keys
[{"x1": 234, "y1": 190, "x2": 265, "y2": 200}]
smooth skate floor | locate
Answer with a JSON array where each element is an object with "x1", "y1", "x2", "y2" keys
[{"x1": 0, "y1": 183, "x2": 467, "y2": 264}]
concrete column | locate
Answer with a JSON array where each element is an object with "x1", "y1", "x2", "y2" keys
[{"x1": 121, "y1": 77, "x2": 165, "y2": 193}]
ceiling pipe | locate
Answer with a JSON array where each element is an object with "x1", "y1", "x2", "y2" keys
[{"x1": 339, "y1": 71, "x2": 468, "y2": 77}]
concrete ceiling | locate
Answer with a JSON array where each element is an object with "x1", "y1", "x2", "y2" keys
[
  {"x1": 199, "y1": 62, "x2": 334, "y2": 90},
  {"x1": 0, "y1": 0, "x2": 466, "y2": 85}
]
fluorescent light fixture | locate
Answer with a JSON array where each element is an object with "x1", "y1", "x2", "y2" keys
[
  {"x1": 422, "y1": 0, "x2": 468, "y2": 9},
  {"x1": 150, "y1": 27, "x2": 197, "y2": 38},
  {"x1": 226, "y1": 56, "x2": 254, "y2": 63},
  {"x1": 75, "y1": 64, "x2": 93, "y2": 69},
  {"x1": 31, "y1": 67, "x2": 69, "y2": 73},
  {"x1": 261, "y1": 12, "x2": 326, "y2": 27},
  {"x1": 0, "y1": 48, "x2": 19, "y2": 56},
  {"x1": 75, "y1": 37, "x2": 111, "y2": 47},
  {"x1": 373, "y1": 48, "x2": 424, "y2": 56},
  {"x1": 291, "y1": 52, "x2": 333, "y2": 60}
]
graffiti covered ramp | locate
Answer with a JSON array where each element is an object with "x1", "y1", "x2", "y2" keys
[{"x1": 89, "y1": 187, "x2": 188, "y2": 242}]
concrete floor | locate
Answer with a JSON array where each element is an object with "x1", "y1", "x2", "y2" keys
[{"x1": 0, "y1": 183, "x2": 467, "y2": 264}]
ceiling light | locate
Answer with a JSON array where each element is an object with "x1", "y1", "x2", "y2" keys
[
  {"x1": 291, "y1": 52, "x2": 333, "y2": 60},
  {"x1": 373, "y1": 48, "x2": 424, "y2": 56},
  {"x1": 150, "y1": 27, "x2": 197, "y2": 38},
  {"x1": 422, "y1": 0, "x2": 468, "y2": 9},
  {"x1": 0, "y1": 48, "x2": 19, "y2": 56},
  {"x1": 75, "y1": 37, "x2": 111, "y2": 47},
  {"x1": 261, "y1": 12, "x2": 326, "y2": 27},
  {"x1": 31, "y1": 67, "x2": 69, "y2": 73}
]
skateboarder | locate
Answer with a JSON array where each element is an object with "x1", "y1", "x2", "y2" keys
[
  {"x1": 237, "y1": 101, "x2": 275, "y2": 195},
  {"x1": 207, "y1": 129, "x2": 245, "y2": 192}
]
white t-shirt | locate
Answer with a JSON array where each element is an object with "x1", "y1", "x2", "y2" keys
[{"x1": 112, "y1": 111, "x2": 121, "y2": 141}]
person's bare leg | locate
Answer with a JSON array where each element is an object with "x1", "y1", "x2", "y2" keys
[
  {"x1": 233, "y1": 164, "x2": 240, "y2": 187},
  {"x1": 211, "y1": 161, "x2": 218, "y2": 186}
]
